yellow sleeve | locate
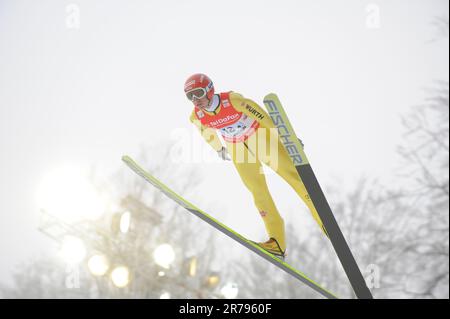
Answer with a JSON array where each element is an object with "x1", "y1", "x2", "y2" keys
[
  {"x1": 190, "y1": 110, "x2": 223, "y2": 152},
  {"x1": 229, "y1": 92, "x2": 276, "y2": 129}
]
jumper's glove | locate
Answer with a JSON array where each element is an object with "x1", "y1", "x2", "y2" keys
[{"x1": 217, "y1": 147, "x2": 231, "y2": 161}]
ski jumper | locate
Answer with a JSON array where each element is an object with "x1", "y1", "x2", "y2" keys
[{"x1": 190, "y1": 92, "x2": 324, "y2": 251}]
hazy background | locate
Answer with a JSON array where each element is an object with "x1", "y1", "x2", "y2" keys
[{"x1": 0, "y1": 0, "x2": 448, "y2": 298}]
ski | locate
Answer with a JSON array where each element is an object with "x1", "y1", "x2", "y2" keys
[
  {"x1": 122, "y1": 155, "x2": 338, "y2": 299},
  {"x1": 263, "y1": 93, "x2": 373, "y2": 299}
]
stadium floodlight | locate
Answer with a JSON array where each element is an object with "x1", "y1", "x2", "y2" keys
[
  {"x1": 111, "y1": 266, "x2": 130, "y2": 288},
  {"x1": 119, "y1": 211, "x2": 131, "y2": 233},
  {"x1": 87, "y1": 254, "x2": 110, "y2": 276},
  {"x1": 153, "y1": 243, "x2": 175, "y2": 269},
  {"x1": 60, "y1": 236, "x2": 86, "y2": 264},
  {"x1": 36, "y1": 165, "x2": 106, "y2": 222},
  {"x1": 188, "y1": 257, "x2": 197, "y2": 277},
  {"x1": 220, "y1": 282, "x2": 239, "y2": 299},
  {"x1": 160, "y1": 292, "x2": 171, "y2": 299},
  {"x1": 206, "y1": 273, "x2": 220, "y2": 288}
]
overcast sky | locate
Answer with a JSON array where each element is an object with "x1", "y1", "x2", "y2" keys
[{"x1": 0, "y1": 0, "x2": 448, "y2": 286}]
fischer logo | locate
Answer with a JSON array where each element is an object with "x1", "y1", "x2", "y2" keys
[
  {"x1": 265, "y1": 98, "x2": 304, "y2": 165},
  {"x1": 209, "y1": 113, "x2": 239, "y2": 126}
]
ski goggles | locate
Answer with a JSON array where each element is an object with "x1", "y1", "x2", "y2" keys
[{"x1": 185, "y1": 88, "x2": 207, "y2": 101}]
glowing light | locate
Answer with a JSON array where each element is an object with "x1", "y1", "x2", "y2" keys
[
  {"x1": 119, "y1": 211, "x2": 131, "y2": 233},
  {"x1": 60, "y1": 236, "x2": 86, "y2": 264},
  {"x1": 160, "y1": 292, "x2": 171, "y2": 299},
  {"x1": 36, "y1": 165, "x2": 106, "y2": 222},
  {"x1": 153, "y1": 244, "x2": 175, "y2": 269},
  {"x1": 207, "y1": 274, "x2": 220, "y2": 288},
  {"x1": 221, "y1": 282, "x2": 239, "y2": 299},
  {"x1": 188, "y1": 257, "x2": 197, "y2": 277},
  {"x1": 87, "y1": 255, "x2": 110, "y2": 276},
  {"x1": 111, "y1": 266, "x2": 130, "y2": 288},
  {"x1": 158, "y1": 271, "x2": 166, "y2": 277}
]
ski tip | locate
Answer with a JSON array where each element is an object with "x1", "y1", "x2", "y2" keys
[
  {"x1": 263, "y1": 92, "x2": 278, "y2": 100},
  {"x1": 122, "y1": 155, "x2": 132, "y2": 163}
]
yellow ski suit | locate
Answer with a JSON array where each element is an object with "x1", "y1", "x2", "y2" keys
[{"x1": 190, "y1": 92, "x2": 324, "y2": 251}]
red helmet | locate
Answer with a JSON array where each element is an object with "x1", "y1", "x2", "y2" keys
[{"x1": 184, "y1": 73, "x2": 215, "y2": 101}]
